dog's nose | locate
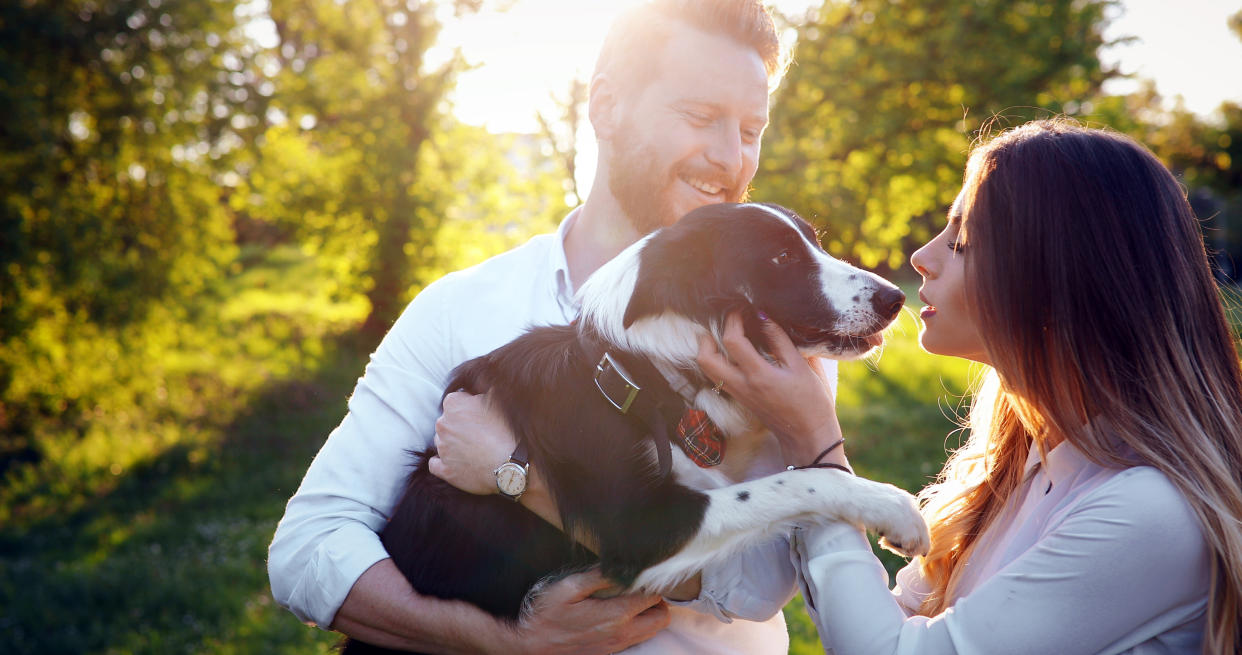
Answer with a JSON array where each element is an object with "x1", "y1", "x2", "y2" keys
[{"x1": 870, "y1": 287, "x2": 906, "y2": 321}]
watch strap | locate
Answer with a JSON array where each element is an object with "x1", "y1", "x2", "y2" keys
[{"x1": 508, "y1": 439, "x2": 529, "y2": 467}]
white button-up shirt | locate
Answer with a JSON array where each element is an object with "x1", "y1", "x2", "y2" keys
[
  {"x1": 269, "y1": 209, "x2": 834, "y2": 653},
  {"x1": 793, "y1": 439, "x2": 1210, "y2": 654}
]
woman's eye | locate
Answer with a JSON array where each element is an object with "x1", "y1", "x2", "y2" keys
[{"x1": 947, "y1": 240, "x2": 966, "y2": 253}]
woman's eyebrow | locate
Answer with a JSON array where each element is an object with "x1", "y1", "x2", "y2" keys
[{"x1": 947, "y1": 192, "x2": 965, "y2": 225}]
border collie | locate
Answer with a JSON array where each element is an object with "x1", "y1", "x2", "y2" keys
[{"x1": 343, "y1": 202, "x2": 929, "y2": 655}]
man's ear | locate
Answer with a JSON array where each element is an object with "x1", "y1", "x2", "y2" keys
[{"x1": 588, "y1": 74, "x2": 620, "y2": 142}]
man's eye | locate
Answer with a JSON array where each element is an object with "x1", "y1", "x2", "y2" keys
[{"x1": 685, "y1": 111, "x2": 712, "y2": 125}]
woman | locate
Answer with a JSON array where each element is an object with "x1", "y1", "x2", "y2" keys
[{"x1": 699, "y1": 119, "x2": 1242, "y2": 653}]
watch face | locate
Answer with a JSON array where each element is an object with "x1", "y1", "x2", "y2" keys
[{"x1": 496, "y1": 462, "x2": 527, "y2": 497}]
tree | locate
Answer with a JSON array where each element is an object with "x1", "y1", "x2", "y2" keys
[
  {"x1": 759, "y1": 0, "x2": 1120, "y2": 269},
  {"x1": 0, "y1": 0, "x2": 265, "y2": 332},
  {"x1": 258, "y1": 0, "x2": 487, "y2": 342},
  {"x1": 536, "y1": 77, "x2": 589, "y2": 207},
  {"x1": 0, "y1": 0, "x2": 263, "y2": 462}
]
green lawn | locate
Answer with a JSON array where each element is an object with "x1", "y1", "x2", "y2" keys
[{"x1": 0, "y1": 262, "x2": 986, "y2": 654}]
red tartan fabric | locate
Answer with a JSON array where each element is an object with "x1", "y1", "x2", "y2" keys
[{"x1": 676, "y1": 408, "x2": 725, "y2": 468}]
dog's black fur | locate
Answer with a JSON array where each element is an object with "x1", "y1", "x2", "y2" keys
[{"x1": 342, "y1": 203, "x2": 923, "y2": 655}]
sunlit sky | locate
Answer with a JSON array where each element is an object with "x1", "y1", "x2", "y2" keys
[
  {"x1": 441, "y1": 0, "x2": 1242, "y2": 128},
  {"x1": 430, "y1": 0, "x2": 1240, "y2": 193},
  {"x1": 248, "y1": 1, "x2": 1242, "y2": 192}
]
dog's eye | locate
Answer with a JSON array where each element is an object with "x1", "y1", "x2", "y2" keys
[{"x1": 771, "y1": 250, "x2": 796, "y2": 266}]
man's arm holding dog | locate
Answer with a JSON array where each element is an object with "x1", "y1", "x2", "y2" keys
[
  {"x1": 268, "y1": 277, "x2": 669, "y2": 654},
  {"x1": 331, "y1": 558, "x2": 669, "y2": 654}
]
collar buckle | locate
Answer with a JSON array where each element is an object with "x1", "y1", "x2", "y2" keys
[{"x1": 594, "y1": 352, "x2": 641, "y2": 414}]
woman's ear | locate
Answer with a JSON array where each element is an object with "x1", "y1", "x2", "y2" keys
[{"x1": 588, "y1": 74, "x2": 620, "y2": 142}]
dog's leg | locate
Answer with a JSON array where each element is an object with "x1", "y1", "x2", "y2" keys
[{"x1": 629, "y1": 468, "x2": 928, "y2": 593}]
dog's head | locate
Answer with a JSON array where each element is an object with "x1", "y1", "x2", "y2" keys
[{"x1": 579, "y1": 202, "x2": 905, "y2": 364}]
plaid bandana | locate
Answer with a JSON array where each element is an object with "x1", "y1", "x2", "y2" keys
[{"x1": 676, "y1": 408, "x2": 725, "y2": 468}]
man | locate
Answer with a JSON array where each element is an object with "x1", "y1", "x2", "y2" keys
[{"x1": 268, "y1": 1, "x2": 833, "y2": 652}]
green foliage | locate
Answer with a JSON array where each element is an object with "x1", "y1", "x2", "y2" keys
[
  {"x1": 258, "y1": 0, "x2": 493, "y2": 339},
  {"x1": 759, "y1": 0, "x2": 1118, "y2": 269},
  {"x1": 0, "y1": 0, "x2": 566, "y2": 474},
  {"x1": 0, "y1": 0, "x2": 262, "y2": 331},
  {"x1": 0, "y1": 0, "x2": 262, "y2": 468}
]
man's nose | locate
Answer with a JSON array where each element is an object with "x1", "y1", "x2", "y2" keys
[{"x1": 705, "y1": 123, "x2": 744, "y2": 177}]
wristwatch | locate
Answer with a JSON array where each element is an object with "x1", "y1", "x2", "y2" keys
[{"x1": 493, "y1": 441, "x2": 529, "y2": 502}]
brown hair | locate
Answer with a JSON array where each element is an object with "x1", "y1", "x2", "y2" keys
[
  {"x1": 917, "y1": 119, "x2": 1242, "y2": 654},
  {"x1": 593, "y1": 0, "x2": 786, "y2": 95}
]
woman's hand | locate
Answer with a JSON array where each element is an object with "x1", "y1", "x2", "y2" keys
[
  {"x1": 696, "y1": 312, "x2": 846, "y2": 468},
  {"x1": 428, "y1": 390, "x2": 514, "y2": 495}
]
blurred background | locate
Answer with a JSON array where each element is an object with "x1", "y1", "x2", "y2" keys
[{"x1": 1, "y1": 0, "x2": 1239, "y2": 652}]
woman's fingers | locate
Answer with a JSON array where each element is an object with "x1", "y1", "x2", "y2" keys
[
  {"x1": 759, "y1": 314, "x2": 802, "y2": 367},
  {"x1": 696, "y1": 328, "x2": 737, "y2": 388},
  {"x1": 698, "y1": 310, "x2": 800, "y2": 392},
  {"x1": 718, "y1": 312, "x2": 767, "y2": 372}
]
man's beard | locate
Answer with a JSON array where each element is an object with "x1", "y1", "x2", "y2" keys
[{"x1": 607, "y1": 127, "x2": 748, "y2": 235}]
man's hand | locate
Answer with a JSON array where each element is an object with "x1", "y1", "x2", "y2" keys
[
  {"x1": 511, "y1": 568, "x2": 671, "y2": 655},
  {"x1": 430, "y1": 390, "x2": 514, "y2": 495},
  {"x1": 332, "y1": 561, "x2": 667, "y2": 654}
]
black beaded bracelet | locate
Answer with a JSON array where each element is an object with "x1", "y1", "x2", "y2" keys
[{"x1": 787, "y1": 438, "x2": 853, "y2": 474}]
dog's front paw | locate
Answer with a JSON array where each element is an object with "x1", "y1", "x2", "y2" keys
[{"x1": 870, "y1": 485, "x2": 930, "y2": 558}]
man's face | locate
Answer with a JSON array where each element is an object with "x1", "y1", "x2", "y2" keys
[{"x1": 607, "y1": 27, "x2": 770, "y2": 234}]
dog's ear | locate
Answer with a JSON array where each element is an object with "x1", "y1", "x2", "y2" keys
[{"x1": 622, "y1": 228, "x2": 718, "y2": 328}]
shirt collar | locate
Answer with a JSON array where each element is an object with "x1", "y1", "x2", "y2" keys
[
  {"x1": 550, "y1": 207, "x2": 580, "y2": 315},
  {"x1": 1024, "y1": 437, "x2": 1094, "y2": 489}
]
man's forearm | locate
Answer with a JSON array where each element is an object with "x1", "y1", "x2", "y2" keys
[{"x1": 331, "y1": 558, "x2": 512, "y2": 654}]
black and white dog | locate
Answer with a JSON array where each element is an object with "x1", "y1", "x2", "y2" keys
[{"x1": 344, "y1": 203, "x2": 929, "y2": 655}]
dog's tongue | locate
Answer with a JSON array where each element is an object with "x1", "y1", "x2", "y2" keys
[{"x1": 865, "y1": 332, "x2": 884, "y2": 347}]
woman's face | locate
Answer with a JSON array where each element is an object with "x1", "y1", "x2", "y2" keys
[{"x1": 910, "y1": 190, "x2": 990, "y2": 365}]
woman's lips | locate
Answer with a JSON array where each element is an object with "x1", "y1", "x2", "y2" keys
[{"x1": 918, "y1": 291, "x2": 936, "y2": 319}]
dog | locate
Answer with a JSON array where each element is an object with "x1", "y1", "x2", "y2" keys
[{"x1": 342, "y1": 202, "x2": 929, "y2": 655}]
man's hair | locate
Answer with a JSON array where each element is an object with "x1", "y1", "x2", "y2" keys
[{"x1": 593, "y1": 0, "x2": 786, "y2": 94}]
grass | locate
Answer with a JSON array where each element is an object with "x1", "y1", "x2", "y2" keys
[{"x1": 0, "y1": 258, "x2": 982, "y2": 654}]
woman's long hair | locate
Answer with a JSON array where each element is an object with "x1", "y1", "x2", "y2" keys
[{"x1": 915, "y1": 119, "x2": 1242, "y2": 654}]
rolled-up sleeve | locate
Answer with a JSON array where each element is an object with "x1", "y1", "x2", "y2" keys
[
  {"x1": 268, "y1": 280, "x2": 455, "y2": 628},
  {"x1": 670, "y1": 536, "x2": 798, "y2": 622}
]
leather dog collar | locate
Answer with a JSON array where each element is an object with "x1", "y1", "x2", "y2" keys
[
  {"x1": 577, "y1": 325, "x2": 728, "y2": 473},
  {"x1": 578, "y1": 326, "x2": 686, "y2": 478}
]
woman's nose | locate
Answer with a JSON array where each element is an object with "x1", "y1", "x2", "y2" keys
[{"x1": 910, "y1": 243, "x2": 932, "y2": 277}]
